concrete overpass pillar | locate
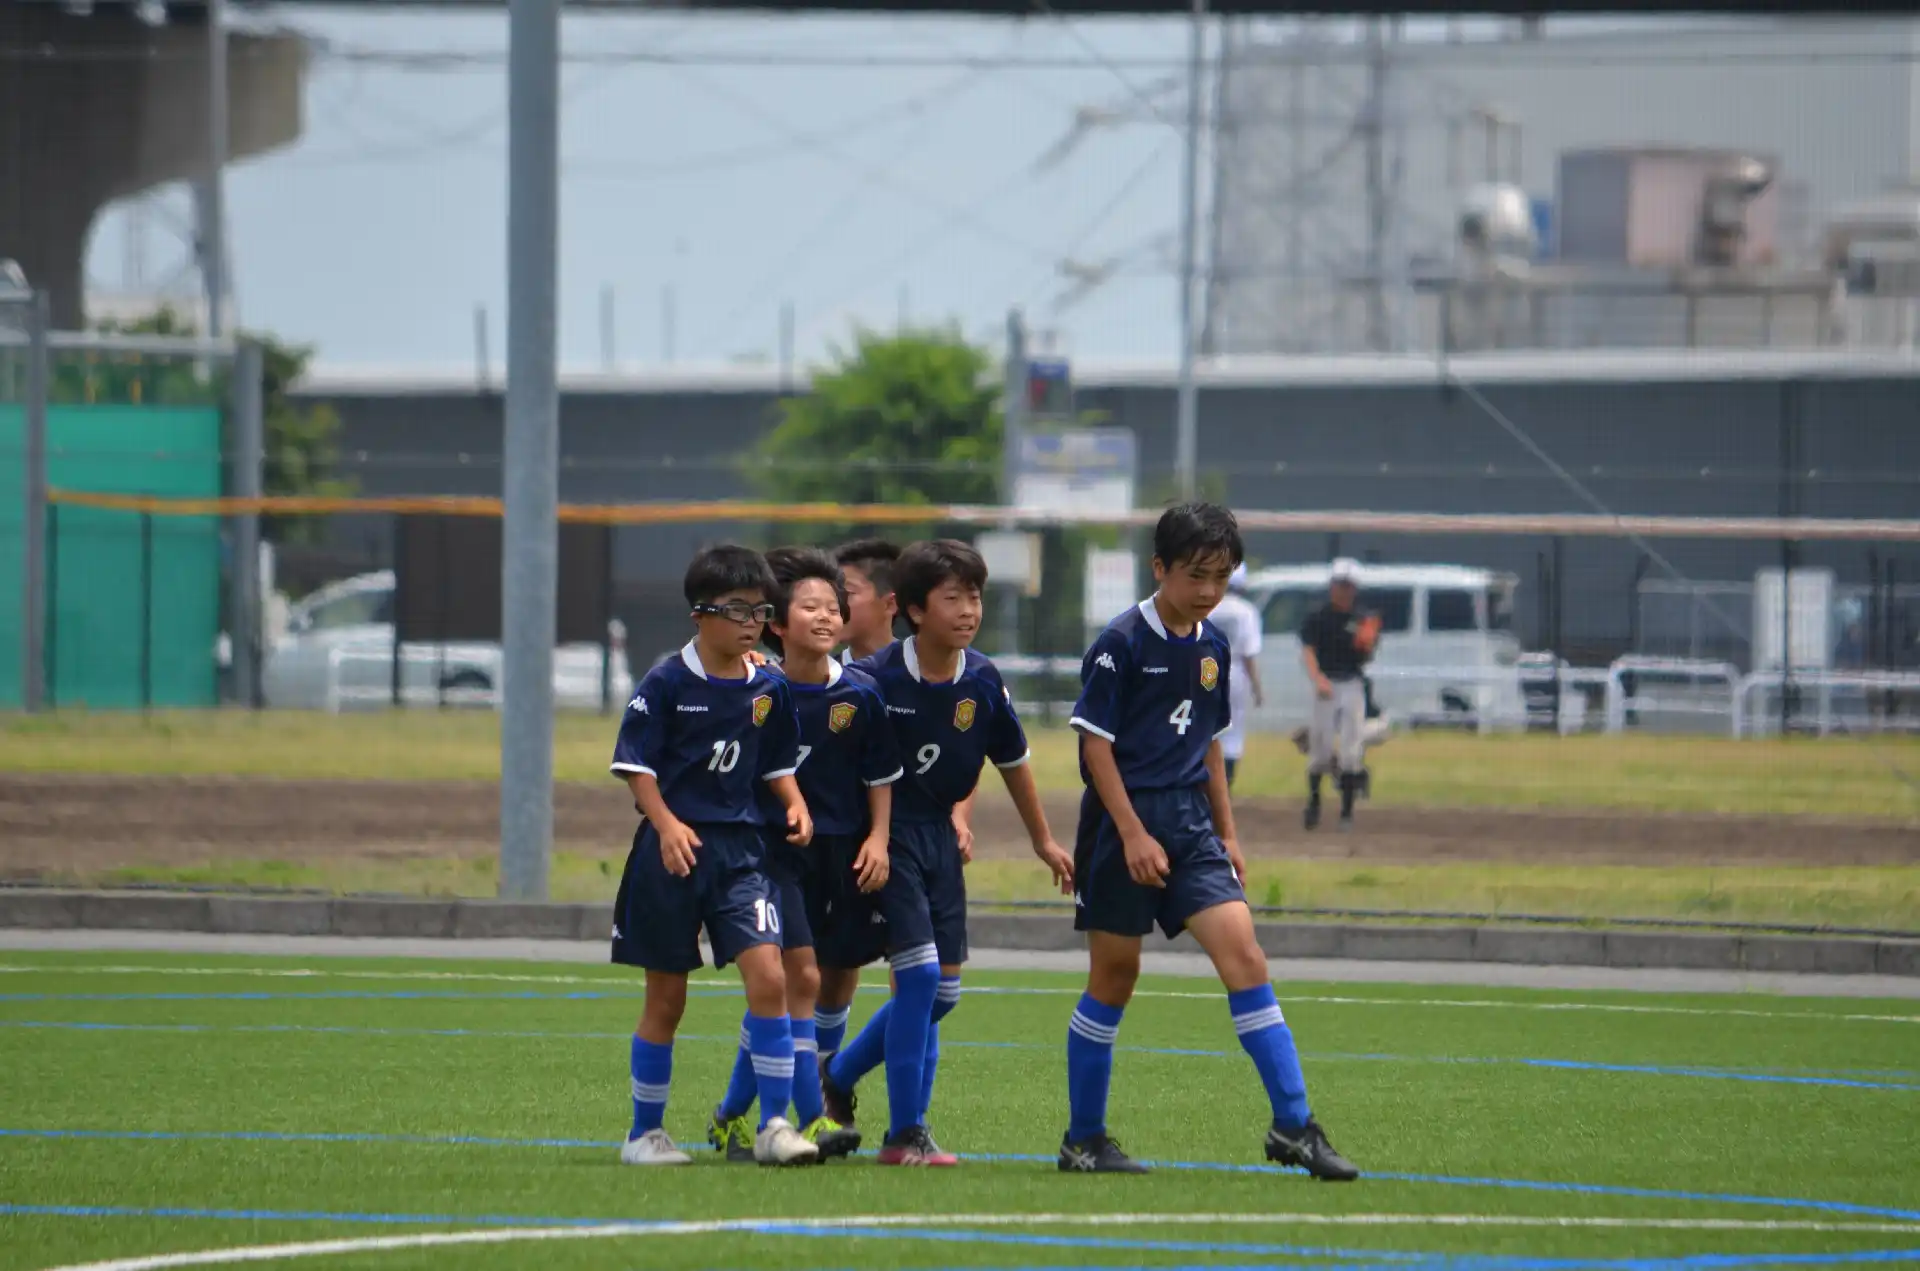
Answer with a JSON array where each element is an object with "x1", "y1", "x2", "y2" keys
[{"x1": 0, "y1": 2, "x2": 304, "y2": 329}]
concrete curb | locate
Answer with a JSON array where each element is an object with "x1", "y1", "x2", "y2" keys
[{"x1": 4, "y1": 890, "x2": 1915, "y2": 977}]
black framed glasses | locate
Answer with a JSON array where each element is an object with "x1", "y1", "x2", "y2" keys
[{"x1": 694, "y1": 601, "x2": 776, "y2": 624}]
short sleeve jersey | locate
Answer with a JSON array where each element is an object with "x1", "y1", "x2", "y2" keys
[
  {"x1": 610, "y1": 641, "x2": 803, "y2": 827},
  {"x1": 755, "y1": 659, "x2": 904, "y2": 838},
  {"x1": 1070, "y1": 598, "x2": 1233, "y2": 792},
  {"x1": 855, "y1": 637, "x2": 1030, "y2": 824},
  {"x1": 1299, "y1": 604, "x2": 1373, "y2": 681}
]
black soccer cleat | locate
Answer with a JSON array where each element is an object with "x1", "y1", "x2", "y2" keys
[
  {"x1": 1264, "y1": 1119, "x2": 1359, "y2": 1182},
  {"x1": 821, "y1": 1067, "x2": 858, "y2": 1129},
  {"x1": 1058, "y1": 1131, "x2": 1150, "y2": 1174}
]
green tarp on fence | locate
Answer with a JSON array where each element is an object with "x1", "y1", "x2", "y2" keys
[{"x1": 0, "y1": 405, "x2": 223, "y2": 709}]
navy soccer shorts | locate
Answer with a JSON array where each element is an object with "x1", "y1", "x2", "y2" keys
[
  {"x1": 763, "y1": 837, "x2": 817, "y2": 955},
  {"x1": 610, "y1": 822, "x2": 781, "y2": 973},
  {"x1": 879, "y1": 818, "x2": 968, "y2": 966},
  {"x1": 1073, "y1": 786, "x2": 1246, "y2": 940},
  {"x1": 804, "y1": 833, "x2": 894, "y2": 971}
]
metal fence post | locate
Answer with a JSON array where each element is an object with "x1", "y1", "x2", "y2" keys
[
  {"x1": 21, "y1": 291, "x2": 49, "y2": 712},
  {"x1": 140, "y1": 511, "x2": 154, "y2": 712},
  {"x1": 230, "y1": 340, "x2": 264, "y2": 709}
]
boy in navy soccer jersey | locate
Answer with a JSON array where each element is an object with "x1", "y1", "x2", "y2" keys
[
  {"x1": 1059, "y1": 503, "x2": 1359, "y2": 1180},
  {"x1": 821, "y1": 539, "x2": 1075, "y2": 1166},
  {"x1": 706, "y1": 547, "x2": 902, "y2": 1163},
  {"x1": 609, "y1": 545, "x2": 820, "y2": 1167},
  {"x1": 809, "y1": 539, "x2": 905, "y2": 1078}
]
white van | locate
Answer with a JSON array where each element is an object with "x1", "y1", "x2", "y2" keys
[{"x1": 1242, "y1": 563, "x2": 1526, "y2": 733}]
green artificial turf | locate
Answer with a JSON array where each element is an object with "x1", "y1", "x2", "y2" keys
[{"x1": 3, "y1": 952, "x2": 1918, "y2": 1270}]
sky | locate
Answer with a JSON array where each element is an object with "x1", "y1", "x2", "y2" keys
[
  {"x1": 88, "y1": 8, "x2": 1221, "y2": 373},
  {"x1": 81, "y1": 9, "x2": 1697, "y2": 374}
]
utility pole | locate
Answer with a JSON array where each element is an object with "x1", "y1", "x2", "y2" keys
[{"x1": 1363, "y1": 17, "x2": 1389, "y2": 353}]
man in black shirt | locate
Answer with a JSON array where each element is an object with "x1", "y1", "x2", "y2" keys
[{"x1": 1298, "y1": 558, "x2": 1375, "y2": 830}]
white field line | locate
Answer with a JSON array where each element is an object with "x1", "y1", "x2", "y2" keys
[
  {"x1": 3, "y1": 963, "x2": 1916, "y2": 1024},
  {"x1": 35, "y1": 1211, "x2": 1920, "y2": 1271}
]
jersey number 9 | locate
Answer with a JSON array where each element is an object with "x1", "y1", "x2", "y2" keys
[{"x1": 915, "y1": 743, "x2": 941, "y2": 775}]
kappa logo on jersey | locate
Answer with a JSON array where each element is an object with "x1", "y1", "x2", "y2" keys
[
  {"x1": 828, "y1": 701, "x2": 857, "y2": 733},
  {"x1": 1199, "y1": 656, "x2": 1220, "y2": 691},
  {"x1": 627, "y1": 695, "x2": 647, "y2": 713},
  {"x1": 751, "y1": 694, "x2": 773, "y2": 727},
  {"x1": 953, "y1": 698, "x2": 977, "y2": 732},
  {"x1": 1094, "y1": 652, "x2": 1117, "y2": 672}
]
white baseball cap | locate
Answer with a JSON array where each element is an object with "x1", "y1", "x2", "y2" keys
[{"x1": 1329, "y1": 557, "x2": 1361, "y2": 584}]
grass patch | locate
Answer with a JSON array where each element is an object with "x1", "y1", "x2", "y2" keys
[
  {"x1": 5, "y1": 709, "x2": 1919, "y2": 820},
  {"x1": 3, "y1": 952, "x2": 1917, "y2": 1269},
  {"x1": 58, "y1": 854, "x2": 1920, "y2": 932}
]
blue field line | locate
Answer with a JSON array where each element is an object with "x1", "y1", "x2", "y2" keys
[
  {"x1": 5, "y1": 1017, "x2": 1915, "y2": 1094},
  {"x1": 8, "y1": 1130, "x2": 1920, "y2": 1224},
  {"x1": 0, "y1": 988, "x2": 762, "y2": 1003}
]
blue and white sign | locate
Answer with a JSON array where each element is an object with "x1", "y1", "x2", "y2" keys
[{"x1": 1013, "y1": 428, "x2": 1137, "y2": 517}]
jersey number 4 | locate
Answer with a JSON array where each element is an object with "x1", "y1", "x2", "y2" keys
[{"x1": 1169, "y1": 699, "x2": 1194, "y2": 735}]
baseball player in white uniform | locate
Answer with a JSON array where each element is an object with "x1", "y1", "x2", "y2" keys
[{"x1": 1207, "y1": 563, "x2": 1266, "y2": 787}]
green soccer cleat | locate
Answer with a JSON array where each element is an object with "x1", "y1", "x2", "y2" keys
[
  {"x1": 707, "y1": 1106, "x2": 755, "y2": 1163},
  {"x1": 800, "y1": 1115, "x2": 862, "y2": 1159}
]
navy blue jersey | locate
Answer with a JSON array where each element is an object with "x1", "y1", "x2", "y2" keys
[
  {"x1": 610, "y1": 642, "x2": 803, "y2": 827},
  {"x1": 855, "y1": 637, "x2": 1029, "y2": 824},
  {"x1": 1070, "y1": 598, "x2": 1233, "y2": 792},
  {"x1": 755, "y1": 660, "x2": 903, "y2": 837}
]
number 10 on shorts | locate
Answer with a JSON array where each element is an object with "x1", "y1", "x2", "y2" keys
[{"x1": 753, "y1": 897, "x2": 781, "y2": 934}]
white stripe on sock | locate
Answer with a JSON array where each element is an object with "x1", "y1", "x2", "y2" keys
[
  {"x1": 1069, "y1": 1013, "x2": 1119, "y2": 1045},
  {"x1": 750, "y1": 1059, "x2": 796, "y2": 1078},
  {"x1": 816, "y1": 1008, "x2": 850, "y2": 1029},
  {"x1": 935, "y1": 980, "x2": 963, "y2": 1002},
  {"x1": 792, "y1": 1038, "x2": 819, "y2": 1054},
  {"x1": 1232, "y1": 1005, "x2": 1286, "y2": 1035},
  {"x1": 737, "y1": 1025, "x2": 752, "y2": 1047},
  {"x1": 630, "y1": 1078, "x2": 671, "y2": 1104},
  {"x1": 889, "y1": 944, "x2": 940, "y2": 972}
]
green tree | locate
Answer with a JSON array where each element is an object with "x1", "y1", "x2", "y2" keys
[
  {"x1": 50, "y1": 307, "x2": 355, "y2": 543},
  {"x1": 750, "y1": 325, "x2": 1001, "y2": 510}
]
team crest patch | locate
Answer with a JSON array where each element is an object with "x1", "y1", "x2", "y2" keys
[
  {"x1": 829, "y1": 702, "x2": 857, "y2": 733},
  {"x1": 1199, "y1": 656, "x2": 1219, "y2": 691},
  {"x1": 953, "y1": 698, "x2": 978, "y2": 732},
  {"x1": 751, "y1": 694, "x2": 773, "y2": 727}
]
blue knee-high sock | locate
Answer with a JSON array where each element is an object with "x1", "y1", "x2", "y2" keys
[
  {"x1": 921, "y1": 974, "x2": 961, "y2": 1122},
  {"x1": 827, "y1": 1001, "x2": 891, "y2": 1090},
  {"x1": 718, "y1": 1013, "x2": 758, "y2": 1120},
  {"x1": 1066, "y1": 993, "x2": 1124, "y2": 1142},
  {"x1": 745, "y1": 1013, "x2": 796, "y2": 1130},
  {"x1": 815, "y1": 1004, "x2": 851, "y2": 1060},
  {"x1": 882, "y1": 947, "x2": 941, "y2": 1138},
  {"x1": 791, "y1": 1017, "x2": 823, "y2": 1126},
  {"x1": 629, "y1": 1035, "x2": 673, "y2": 1138},
  {"x1": 1227, "y1": 984, "x2": 1311, "y2": 1130}
]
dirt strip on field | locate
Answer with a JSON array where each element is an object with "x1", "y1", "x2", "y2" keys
[{"x1": 2, "y1": 774, "x2": 1914, "y2": 876}]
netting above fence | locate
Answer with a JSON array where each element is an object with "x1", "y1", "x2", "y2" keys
[{"x1": 43, "y1": 488, "x2": 1920, "y2": 542}]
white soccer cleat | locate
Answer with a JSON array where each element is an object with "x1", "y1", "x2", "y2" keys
[
  {"x1": 754, "y1": 1116, "x2": 821, "y2": 1167},
  {"x1": 620, "y1": 1128, "x2": 692, "y2": 1166}
]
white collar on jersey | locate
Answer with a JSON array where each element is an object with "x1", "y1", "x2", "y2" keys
[
  {"x1": 679, "y1": 639, "x2": 757, "y2": 683},
  {"x1": 903, "y1": 635, "x2": 969, "y2": 685},
  {"x1": 1138, "y1": 596, "x2": 1207, "y2": 642}
]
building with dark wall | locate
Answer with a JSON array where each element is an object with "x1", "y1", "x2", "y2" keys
[{"x1": 294, "y1": 351, "x2": 1920, "y2": 667}]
